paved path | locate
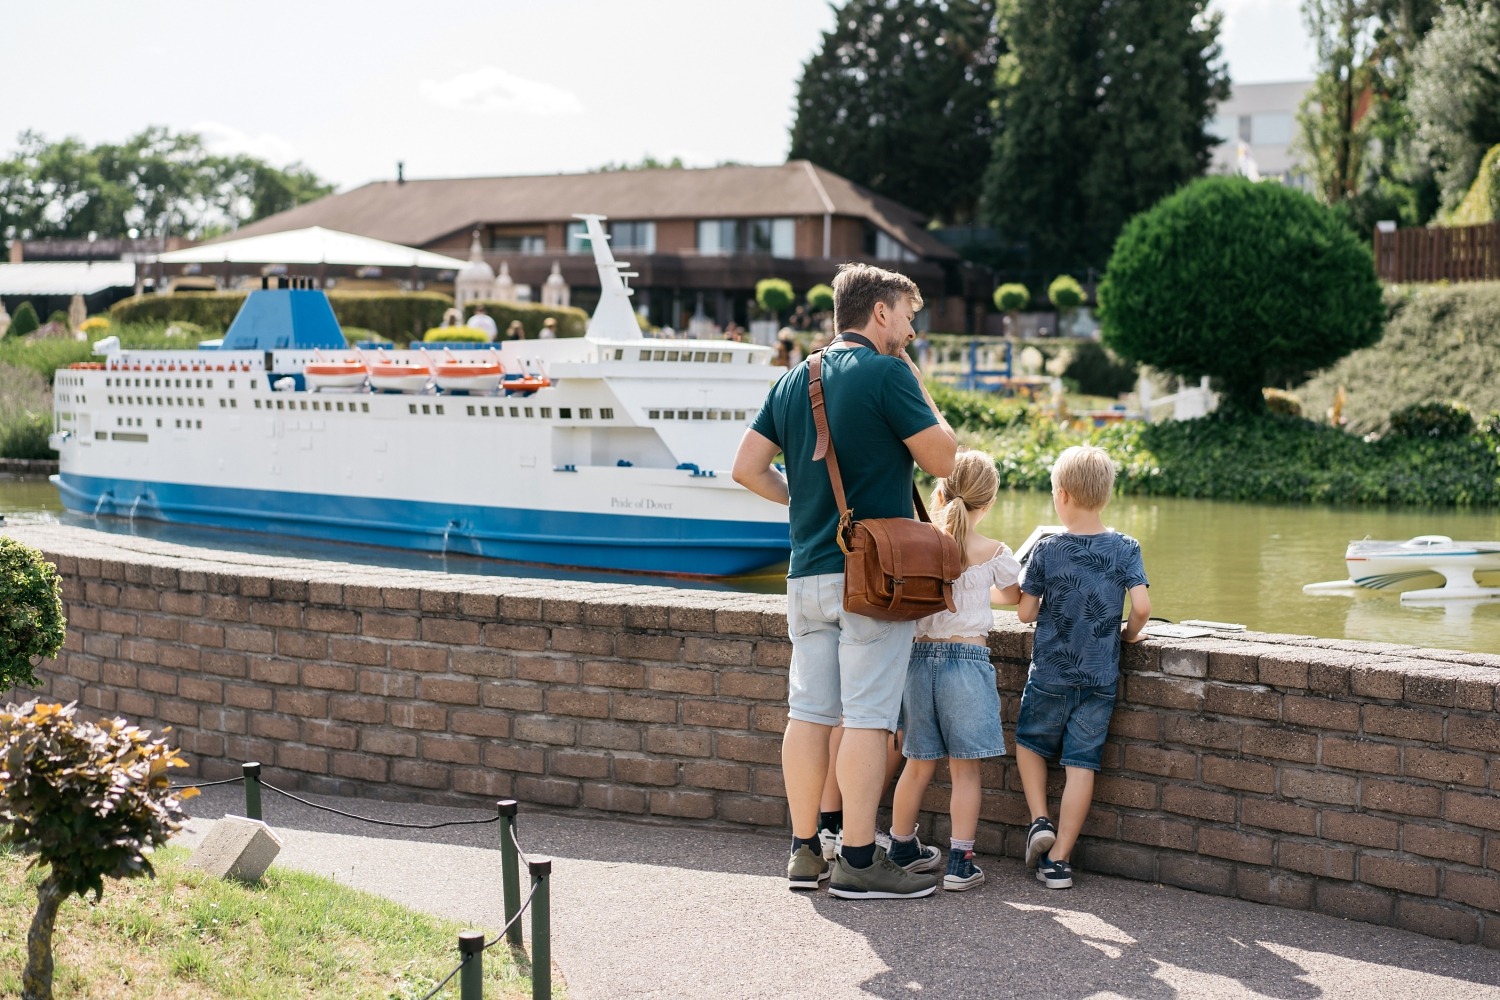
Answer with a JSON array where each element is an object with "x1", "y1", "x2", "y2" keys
[{"x1": 175, "y1": 785, "x2": 1500, "y2": 999}]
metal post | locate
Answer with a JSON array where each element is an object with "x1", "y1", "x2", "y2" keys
[
  {"x1": 242, "y1": 762, "x2": 261, "y2": 821},
  {"x1": 529, "y1": 858, "x2": 552, "y2": 1000},
  {"x1": 498, "y1": 799, "x2": 522, "y2": 946},
  {"x1": 458, "y1": 930, "x2": 485, "y2": 1000}
]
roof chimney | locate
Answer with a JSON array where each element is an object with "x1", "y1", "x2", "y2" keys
[{"x1": 397, "y1": 161, "x2": 405, "y2": 185}]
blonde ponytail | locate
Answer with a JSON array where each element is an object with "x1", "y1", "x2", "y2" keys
[{"x1": 930, "y1": 450, "x2": 1000, "y2": 569}]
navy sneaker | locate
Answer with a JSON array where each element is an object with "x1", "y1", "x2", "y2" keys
[
  {"x1": 1036, "y1": 855, "x2": 1073, "y2": 889},
  {"x1": 886, "y1": 831, "x2": 943, "y2": 873},
  {"x1": 944, "y1": 848, "x2": 985, "y2": 892},
  {"x1": 1024, "y1": 817, "x2": 1057, "y2": 869}
]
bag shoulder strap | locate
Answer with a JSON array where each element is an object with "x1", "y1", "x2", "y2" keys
[{"x1": 808, "y1": 350, "x2": 932, "y2": 534}]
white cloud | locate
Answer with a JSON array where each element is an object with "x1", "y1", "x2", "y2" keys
[
  {"x1": 418, "y1": 67, "x2": 583, "y2": 117},
  {"x1": 192, "y1": 120, "x2": 304, "y2": 167}
]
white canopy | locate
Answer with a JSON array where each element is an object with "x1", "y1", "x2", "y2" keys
[
  {"x1": 157, "y1": 227, "x2": 467, "y2": 270},
  {"x1": 0, "y1": 261, "x2": 135, "y2": 296}
]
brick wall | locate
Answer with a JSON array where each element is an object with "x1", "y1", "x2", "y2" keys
[{"x1": 6, "y1": 525, "x2": 1500, "y2": 948}]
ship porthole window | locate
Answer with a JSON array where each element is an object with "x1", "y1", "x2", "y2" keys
[
  {"x1": 361, "y1": 403, "x2": 369, "y2": 412},
  {"x1": 580, "y1": 408, "x2": 592, "y2": 419},
  {"x1": 421, "y1": 404, "x2": 430, "y2": 414},
  {"x1": 409, "y1": 404, "x2": 417, "y2": 414},
  {"x1": 600, "y1": 407, "x2": 613, "y2": 419},
  {"x1": 481, "y1": 406, "x2": 490, "y2": 416},
  {"x1": 559, "y1": 408, "x2": 571, "y2": 419},
  {"x1": 524, "y1": 407, "x2": 534, "y2": 418}
]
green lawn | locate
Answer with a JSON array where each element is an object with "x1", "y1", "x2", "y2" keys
[{"x1": 0, "y1": 845, "x2": 559, "y2": 999}]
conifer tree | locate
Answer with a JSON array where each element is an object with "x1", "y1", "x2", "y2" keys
[
  {"x1": 982, "y1": 0, "x2": 1228, "y2": 276},
  {"x1": 789, "y1": 0, "x2": 999, "y2": 223}
]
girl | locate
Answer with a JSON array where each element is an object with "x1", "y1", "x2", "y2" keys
[{"x1": 884, "y1": 450, "x2": 1021, "y2": 890}]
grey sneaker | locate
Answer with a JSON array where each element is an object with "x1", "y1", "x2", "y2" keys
[
  {"x1": 787, "y1": 845, "x2": 829, "y2": 890},
  {"x1": 886, "y1": 832, "x2": 943, "y2": 873},
  {"x1": 1024, "y1": 817, "x2": 1057, "y2": 869},
  {"x1": 818, "y1": 826, "x2": 842, "y2": 862},
  {"x1": 944, "y1": 848, "x2": 985, "y2": 892},
  {"x1": 828, "y1": 848, "x2": 939, "y2": 900}
]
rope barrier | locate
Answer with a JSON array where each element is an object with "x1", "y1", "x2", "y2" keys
[
  {"x1": 170, "y1": 776, "x2": 242, "y2": 789},
  {"x1": 262, "y1": 782, "x2": 501, "y2": 830}
]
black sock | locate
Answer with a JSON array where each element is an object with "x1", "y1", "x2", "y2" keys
[
  {"x1": 818, "y1": 810, "x2": 843, "y2": 834},
  {"x1": 791, "y1": 835, "x2": 822, "y2": 855},
  {"x1": 841, "y1": 841, "x2": 877, "y2": 869}
]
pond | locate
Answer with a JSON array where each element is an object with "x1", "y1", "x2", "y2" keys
[{"x1": 4, "y1": 475, "x2": 1499, "y2": 655}]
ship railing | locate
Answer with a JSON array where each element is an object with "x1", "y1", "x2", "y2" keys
[{"x1": 173, "y1": 762, "x2": 553, "y2": 1000}]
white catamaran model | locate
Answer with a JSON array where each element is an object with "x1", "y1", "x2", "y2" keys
[
  {"x1": 1304, "y1": 535, "x2": 1500, "y2": 604},
  {"x1": 48, "y1": 215, "x2": 791, "y2": 576}
]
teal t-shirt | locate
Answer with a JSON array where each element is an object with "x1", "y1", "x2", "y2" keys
[{"x1": 749, "y1": 347, "x2": 938, "y2": 578}]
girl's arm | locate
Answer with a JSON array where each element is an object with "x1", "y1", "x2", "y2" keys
[{"x1": 990, "y1": 583, "x2": 1020, "y2": 606}]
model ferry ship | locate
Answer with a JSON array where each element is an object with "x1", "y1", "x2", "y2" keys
[{"x1": 48, "y1": 216, "x2": 791, "y2": 576}]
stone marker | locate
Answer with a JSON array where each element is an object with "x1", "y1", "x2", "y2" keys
[{"x1": 186, "y1": 815, "x2": 283, "y2": 882}]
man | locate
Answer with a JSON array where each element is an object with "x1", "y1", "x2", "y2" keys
[
  {"x1": 733, "y1": 263, "x2": 956, "y2": 899},
  {"x1": 468, "y1": 304, "x2": 498, "y2": 341}
]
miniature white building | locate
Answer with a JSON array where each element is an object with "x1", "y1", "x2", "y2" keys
[
  {"x1": 491, "y1": 261, "x2": 517, "y2": 303},
  {"x1": 454, "y1": 231, "x2": 495, "y2": 307},
  {"x1": 540, "y1": 262, "x2": 570, "y2": 307}
]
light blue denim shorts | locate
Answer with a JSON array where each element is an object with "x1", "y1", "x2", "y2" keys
[
  {"x1": 899, "y1": 642, "x2": 1006, "y2": 761},
  {"x1": 786, "y1": 573, "x2": 916, "y2": 731},
  {"x1": 1014, "y1": 676, "x2": 1118, "y2": 771}
]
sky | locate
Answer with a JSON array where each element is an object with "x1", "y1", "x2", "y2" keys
[{"x1": 5, "y1": 0, "x2": 1316, "y2": 193}]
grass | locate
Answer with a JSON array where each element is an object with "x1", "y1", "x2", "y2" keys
[{"x1": 0, "y1": 845, "x2": 555, "y2": 1000}]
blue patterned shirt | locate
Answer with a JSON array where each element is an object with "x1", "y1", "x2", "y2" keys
[{"x1": 1020, "y1": 530, "x2": 1149, "y2": 687}]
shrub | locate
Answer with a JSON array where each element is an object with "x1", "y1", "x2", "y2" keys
[
  {"x1": 0, "y1": 537, "x2": 65, "y2": 688},
  {"x1": 423, "y1": 326, "x2": 489, "y2": 343},
  {"x1": 1048, "y1": 275, "x2": 1084, "y2": 310},
  {"x1": 0, "y1": 363, "x2": 55, "y2": 460},
  {"x1": 1388, "y1": 400, "x2": 1475, "y2": 438},
  {"x1": 1063, "y1": 341, "x2": 1138, "y2": 398},
  {"x1": 462, "y1": 300, "x2": 588, "y2": 340},
  {"x1": 806, "y1": 284, "x2": 834, "y2": 314},
  {"x1": 0, "y1": 700, "x2": 195, "y2": 1000},
  {"x1": 993, "y1": 283, "x2": 1030, "y2": 313},
  {"x1": 9, "y1": 302, "x2": 39, "y2": 339},
  {"x1": 111, "y1": 291, "x2": 460, "y2": 342},
  {"x1": 1449, "y1": 143, "x2": 1500, "y2": 225},
  {"x1": 1262, "y1": 387, "x2": 1304, "y2": 418},
  {"x1": 109, "y1": 292, "x2": 243, "y2": 330},
  {"x1": 1099, "y1": 176, "x2": 1384, "y2": 414},
  {"x1": 756, "y1": 278, "x2": 795, "y2": 320}
]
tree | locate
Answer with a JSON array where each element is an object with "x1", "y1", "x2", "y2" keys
[
  {"x1": 0, "y1": 700, "x2": 195, "y2": 1000},
  {"x1": 1098, "y1": 177, "x2": 1384, "y2": 415},
  {"x1": 789, "y1": 0, "x2": 999, "y2": 223},
  {"x1": 0, "y1": 127, "x2": 333, "y2": 244},
  {"x1": 1296, "y1": 0, "x2": 1382, "y2": 207},
  {"x1": 992, "y1": 282, "x2": 1029, "y2": 337},
  {"x1": 1406, "y1": 2, "x2": 1500, "y2": 213},
  {"x1": 590, "y1": 154, "x2": 686, "y2": 172},
  {"x1": 8, "y1": 301, "x2": 40, "y2": 339},
  {"x1": 982, "y1": 0, "x2": 1229, "y2": 277},
  {"x1": 0, "y1": 538, "x2": 64, "y2": 689},
  {"x1": 1048, "y1": 275, "x2": 1085, "y2": 338},
  {"x1": 756, "y1": 278, "x2": 795, "y2": 323}
]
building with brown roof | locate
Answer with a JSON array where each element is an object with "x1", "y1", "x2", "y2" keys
[{"x1": 220, "y1": 161, "x2": 964, "y2": 332}]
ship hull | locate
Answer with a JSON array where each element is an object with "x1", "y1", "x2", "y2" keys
[{"x1": 55, "y1": 472, "x2": 788, "y2": 577}]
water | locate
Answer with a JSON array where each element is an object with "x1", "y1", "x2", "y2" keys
[{"x1": 4, "y1": 475, "x2": 1499, "y2": 654}]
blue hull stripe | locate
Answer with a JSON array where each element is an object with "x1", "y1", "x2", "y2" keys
[{"x1": 55, "y1": 474, "x2": 790, "y2": 577}]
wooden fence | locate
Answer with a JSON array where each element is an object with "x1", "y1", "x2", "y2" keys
[{"x1": 1374, "y1": 222, "x2": 1500, "y2": 283}]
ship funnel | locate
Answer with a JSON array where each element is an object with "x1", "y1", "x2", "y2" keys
[{"x1": 574, "y1": 213, "x2": 645, "y2": 342}]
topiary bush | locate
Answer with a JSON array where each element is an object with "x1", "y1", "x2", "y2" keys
[
  {"x1": 423, "y1": 326, "x2": 489, "y2": 343},
  {"x1": 1388, "y1": 400, "x2": 1475, "y2": 438},
  {"x1": 806, "y1": 284, "x2": 834, "y2": 314},
  {"x1": 756, "y1": 278, "x2": 795, "y2": 321},
  {"x1": 1048, "y1": 275, "x2": 1084, "y2": 310},
  {"x1": 9, "y1": 302, "x2": 40, "y2": 339},
  {"x1": 1099, "y1": 176, "x2": 1385, "y2": 414},
  {"x1": 0, "y1": 700, "x2": 196, "y2": 1000},
  {"x1": 0, "y1": 538, "x2": 65, "y2": 689},
  {"x1": 993, "y1": 283, "x2": 1030, "y2": 313}
]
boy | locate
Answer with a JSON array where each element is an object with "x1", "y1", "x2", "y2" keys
[{"x1": 1015, "y1": 445, "x2": 1150, "y2": 889}]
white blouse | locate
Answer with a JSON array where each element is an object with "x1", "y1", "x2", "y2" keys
[{"x1": 915, "y1": 544, "x2": 1023, "y2": 638}]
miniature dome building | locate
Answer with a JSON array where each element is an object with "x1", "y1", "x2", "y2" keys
[
  {"x1": 541, "y1": 261, "x2": 570, "y2": 307},
  {"x1": 454, "y1": 231, "x2": 494, "y2": 307},
  {"x1": 491, "y1": 261, "x2": 517, "y2": 303}
]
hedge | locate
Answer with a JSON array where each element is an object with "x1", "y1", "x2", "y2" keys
[
  {"x1": 462, "y1": 300, "x2": 589, "y2": 339},
  {"x1": 110, "y1": 291, "x2": 456, "y2": 342}
]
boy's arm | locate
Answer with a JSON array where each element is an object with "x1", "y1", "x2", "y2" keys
[
  {"x1": 1016, "y1": 593, "x2": 1040, "y2": 623},
  {"x1": 991, "y1": 583, "x2": 1021, "y2": 606},
  {"x1": 1122, "y1": 584, "x2": 1151, "y2": 643}
]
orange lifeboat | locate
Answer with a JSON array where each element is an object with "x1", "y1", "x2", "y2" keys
[
  {"x1": 367, "y1": 350, "x2": 432, "y2": 393},
  {"x1": 304, "y1": 353, "x2": 368, "y2": 390},
  {"x1": 433, "y1": 349, "x2": 504, "y2": 394}
]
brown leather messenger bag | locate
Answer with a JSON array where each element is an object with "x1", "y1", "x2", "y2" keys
[{"x1": 808, "y1": 349, "x2": 961, "y2": 622}]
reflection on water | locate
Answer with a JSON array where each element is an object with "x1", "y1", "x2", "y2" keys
[{"x1": 4, "y1": 475, "x2": 1498, "y2": 652}]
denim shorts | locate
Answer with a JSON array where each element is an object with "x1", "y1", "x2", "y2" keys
[
  {"x1": 1014, "y1": 676, "x2": 1118, "y2": 771},
  {"x1": 899, "y1": 642, "x2": 1006, "y2": 761},
  {"x1": 786, "y1": 573, "x2": 916, "y2": 731}
]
